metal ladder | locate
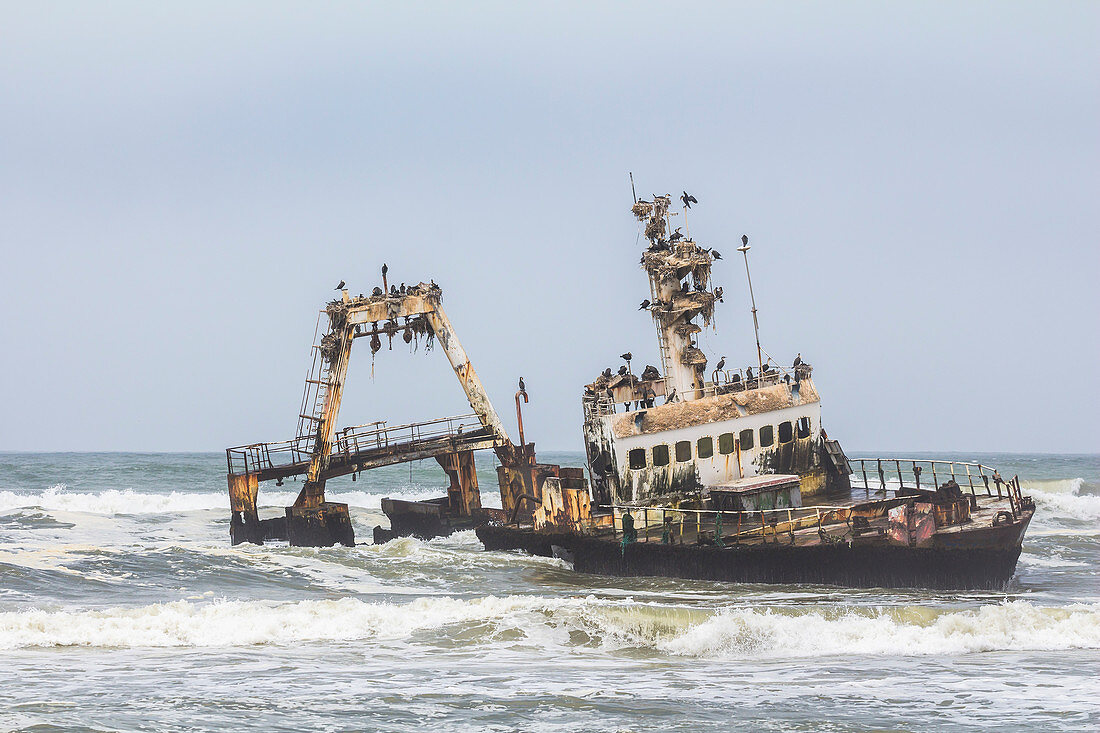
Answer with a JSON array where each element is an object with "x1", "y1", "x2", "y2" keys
[{"x1": 294, "y1": 326, "x2": 334, "y2": 460}]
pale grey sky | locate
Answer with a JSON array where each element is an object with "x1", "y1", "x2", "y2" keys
[{"x1": 1, "y1": 2, "x2": 1097, "y2": 453}]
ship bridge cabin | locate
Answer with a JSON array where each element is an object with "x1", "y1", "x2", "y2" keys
[
  {"x1": 582, "y1": 362, "x2": 837, "y2": 505},
  {"x1": 582, "y1": 193, "x2": 850, "y2": 507}
]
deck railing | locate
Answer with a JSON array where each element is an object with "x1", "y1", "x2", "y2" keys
[
  {"x1": 226, "y1": 412, "x2": 490, "y2": 477},
  {"x1": 583, "y1": 364, "x2": 812, "y2": 417},
  {"x1": 850, "y1": 457, "x2": 1029, "y2": 519},
  {"x1": 605, "y1": 503, "x2": 854, "y2": 545}
]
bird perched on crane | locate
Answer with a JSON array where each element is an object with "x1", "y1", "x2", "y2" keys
[
  {"x1": 681, "y1": 191, "x2": 698, "y2": 208},
  {"x1": 638, "y1": 299, "x2": 650, "y2": 310}
]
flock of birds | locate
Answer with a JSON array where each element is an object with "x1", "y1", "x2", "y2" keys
[{"x1": 334, "y1": 263, "x2": 442, "y2": 300}]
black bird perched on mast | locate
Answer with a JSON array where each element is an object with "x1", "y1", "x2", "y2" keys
[
  {"x1": 711, "y1": 249, "x2": 722, "y2": 260},
  {"x1": 716, "y1": 356, "x2": 726, "y2": 372},
  {"x1": 669, "y1": 227, "x2": 683, "y2": 242},
  {"x1": 382, "y1": 263, "x2": 388, "y2": 277},
  {"x1": 335, "y1": 280, "x2": 345, "y2": 290},
  {"x1": 518, "y1": 376, "x2": 526, "y2": 392},
  {"x1": 638, "y1": 299, "x2": 650, "y2": 310},
  {"x1": 741, "y1": 234, "x2": 749, "y2": 246},
  {"x1": 681, "y1": 191, "x2": 698, "y2": 208},
  {"x1": 620, "y1": 352, "x2": 632, "y2": 362}
]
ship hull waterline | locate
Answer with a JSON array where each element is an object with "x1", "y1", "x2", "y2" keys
[{"x1": 475, "y1": 510, "x2": 1033, "y2": 591}]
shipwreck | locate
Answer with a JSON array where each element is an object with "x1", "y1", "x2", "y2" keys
[{"x1": 224, "y1": 187, "x2": 1035, "y2": 590}]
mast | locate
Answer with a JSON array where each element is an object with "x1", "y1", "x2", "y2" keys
[
  {"x1": 737, "y1": 237, "x2": 764, "y2": 379},
  {"x1": 633, "y1": 193, "x2": 717, "y2": 401}
]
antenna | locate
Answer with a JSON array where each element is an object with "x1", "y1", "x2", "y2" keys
[
  {"x1": 737, "y1": 236, "x2": 764, "y2": 381},
  {"x1": 629, "y1": 172, "x2": 637, "y2": 203}
]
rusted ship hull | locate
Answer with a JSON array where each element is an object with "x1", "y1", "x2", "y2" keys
[{"x1": 476, "y1": 510, "x2": 1032, "y2": 590}]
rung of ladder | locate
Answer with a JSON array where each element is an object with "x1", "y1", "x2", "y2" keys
[{"x1": 299, "y1": 413, "x2": 323, "y2": 422}]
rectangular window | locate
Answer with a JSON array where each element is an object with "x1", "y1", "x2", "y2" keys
[
  {"x1": 675, "y1": 440, "x2": 692, "y2": 462},
  {"x1": 628, "y1": 448, "x2": 646, "y2": 470},
  {"x1": 779, "y1": 421, "x2": 793, "y2": 444},
  {"x1": 759, "y1": 425, "x2": 774, "y2": 448},
  {"x1": 697, "y1": 436, "x2": 714, "y2": 459},
  {"x1": 739, "y1": 429, "x2": 754, "y2": 450},
  {"x1": 797, "y1": 417, "x2": 812, "y2": 439},
  {"x1": 718, "y1": 433, "x2": 735, "y2": 455},
  {"x1": 653, "y1": 445, "x2": 670, "y2": 466}
]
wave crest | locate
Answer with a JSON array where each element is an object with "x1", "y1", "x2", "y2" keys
[
  {"x1": 3, "y1": 597, "x2": 1097, "y2": 656},
  {"x1": 0, "y1": 486, "x2": 442, "y2": 515}
]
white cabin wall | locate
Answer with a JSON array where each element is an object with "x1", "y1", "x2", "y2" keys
[{"x1": 610, "y1": 402, "x2": 822, "y2": 499}]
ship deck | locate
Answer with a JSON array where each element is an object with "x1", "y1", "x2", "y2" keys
[
  {"x1": 602, "y1": 489, "x2": 1023, "y2": 550},
  {"x1": 590, "y1": 457, "x2": 1035, "y2": 551}
]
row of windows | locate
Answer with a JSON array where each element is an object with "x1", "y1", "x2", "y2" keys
[{"x1": 627, "y1": 417, "x2": 812, "y2": 470}]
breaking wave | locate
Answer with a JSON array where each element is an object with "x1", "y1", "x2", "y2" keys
[
  {"x1": 0, "y1": 485, "x2": 443, "y2": 515},
  {"x1": 1022, "y1": 478, "x2": 1100, "y2": 522},
  {"x1": 3, "y1": 596, "x2": 1098, "y2": 656}
]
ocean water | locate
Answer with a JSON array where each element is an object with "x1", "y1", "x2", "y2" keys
[{"x1": 0, "y1": 450, "x2": 1097, "y2": 732}]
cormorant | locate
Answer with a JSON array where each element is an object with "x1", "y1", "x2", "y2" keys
[
  {"x1": 620, "y1": 352, "x2": 632, "y2": 362},
  {"x1": 711, "y1": 249, "x2": 722, "y2": 260},
  {"x1": 716, "y1": 356, "x2": 726, "y2": 371},
  {"x1": 518, "y1": 376, "x2": 526, "y2": 392},
  {"x1": 793, "y1": 353, "x2": 802, "y2": 368},
  {"x1": 618, "y1": 365, "x2": 628, "y2": 376},
  {"x1": 681, "y1": 281, "x2": 689, "y2": 293},
  {"x1": 746, "y1": 367, "x2": 754, "y2": 380},
  {"x1": 372, "y1": 286, "x2": 383, "y2": 297},
  {"x1": 335, "y1": 280, "x2": 345, "y2": 290},
  {"x1": 669, "y1": 227, "x2": 683, "y2": 242},
  {"x1": 399, "y1": 283, "x2": 406, "y2": 295},
  {"x1": 714, "y1": 286, "x2": 724, "y2": 301},
  {"x1": 638, "y1": 299, "x2": 650, "y2": 310},
  {"x1": 602, "y1": 367, "x2": 613, "y2": 379},
  {"x1": 681, "y1": 191, "x2": 698, "y2": 208},
  {"x1": 390, "y1": 285, "x2": 398, "y2": 296},
  {"x1": 741, "y1": 234, "x2": 748, "y2": 246},
  {"x1": 382, "y1": 263, "x2": 388, "y2": 277}
]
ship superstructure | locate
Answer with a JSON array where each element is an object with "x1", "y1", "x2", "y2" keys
[{"x1": 583, "y1": 194, "x2": 850, "y2": 507}]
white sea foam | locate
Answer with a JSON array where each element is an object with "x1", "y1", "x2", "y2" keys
[
  {"x1": 1023, "y1": 478, "x2": 1100, "y2": 522},
  {"x1": 0, "y1": 485, "x2": 443, "y2": 515},
  {"x1": 2, "y1": 596, "x2": 1098, "y2": 656},
  {"x1": 655, "y1": 601, "x2": 1100, "y2": 658}
]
